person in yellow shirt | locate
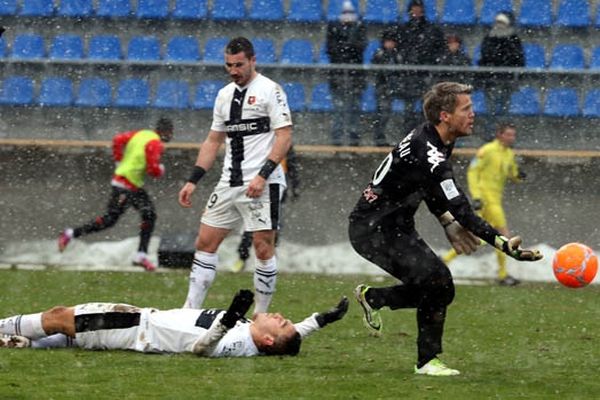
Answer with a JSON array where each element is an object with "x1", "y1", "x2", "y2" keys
[
  {"x1": 57, "y1": 118, "x2": 174, "y2": 271},
  {"x1": 443, "y1": 123, "x2": 525, "y2": 286}
]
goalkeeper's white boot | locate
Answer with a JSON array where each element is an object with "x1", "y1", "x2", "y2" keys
[
  {"x1": 414, "y1": 358, "x2": 460, "y2": 376},
  {"x1": 0, "y1": 335, "x2": 31, "y2": 348}
]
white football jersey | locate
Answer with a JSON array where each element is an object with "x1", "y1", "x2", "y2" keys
[
  {"x1": 211, "y1": 74, "x2": 292, "y2": 188},
  {"x1": 138, "y1": 308, "x2": 259, "y2": 357},
  {"x1": 73, "y1": 304, "x2": 259, "y2": 357}
]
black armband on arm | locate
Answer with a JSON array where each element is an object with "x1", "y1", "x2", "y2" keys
[
  {"x1": 187, "y1": 166, "x2": 206, "y2": 184},
  {"x1": 258, "y1": 159, "x2": 278, "y2": 179}
]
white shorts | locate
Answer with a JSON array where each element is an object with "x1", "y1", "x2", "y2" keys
[
  {"x1": 74, "y1": 303, "x2": 147, "y2": 351},
  {"x1": 201, "y1": 183, "x2": 283, "y2": 231}
]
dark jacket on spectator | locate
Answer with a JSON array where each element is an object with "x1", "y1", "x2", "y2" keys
[
  {"x1": 439, "y1": 48, "x2": 471, "y2": 66},
  {"x1": 326, "y1": 19, "x2": 367, "y2": 93},
  {"x1": 394, "y1": 12, "x2": 445, "y2": 95},
  {"x1": 479, "y1": 12, "x2": 524, "y2": 68},
  {"x1": 371, "y1": 30, "x2": 403, "y2": 92},
  {"x1": 396, "y1": 16, "x2": 445, "y2": 66}
]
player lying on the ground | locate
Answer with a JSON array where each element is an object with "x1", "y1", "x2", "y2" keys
[{"x1": 0, "y1": 290, "x2": 348, "y2": 357}]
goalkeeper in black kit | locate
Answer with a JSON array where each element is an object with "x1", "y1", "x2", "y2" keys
[{"x1": 349, "y1": 82, "x2": 542, "y2": 376}]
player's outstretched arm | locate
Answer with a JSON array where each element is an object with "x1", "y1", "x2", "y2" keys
[
  {"x1": 294, "y1": 297, "x2": 349, "y2": 339},
  {"x1": 494, "y1": 235, "x2": 543, "y2": 261},
  {"x1": 315, "y1": 296, "x2": 349, "y2": 328}
]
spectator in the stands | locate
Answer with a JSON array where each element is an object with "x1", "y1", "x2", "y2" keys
[
  {"x1": 326, "y1": 0, "x2": 367, "y2": 146},
  {"x1": 478, "y1": 11, "x2": 524, "y2": 120},
  {"x1": 394, "y1": 0, "x2": 445, "y2": 131}
]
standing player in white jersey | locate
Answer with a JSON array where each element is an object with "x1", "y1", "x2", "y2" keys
[
  {"x1": 178, "y1": 37, "x2": 293, "y2": 313},
  {"x1": 0, "y1": 290, "x2": 349, "y2": 358}
]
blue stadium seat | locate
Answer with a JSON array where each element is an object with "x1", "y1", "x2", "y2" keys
[
  {"x1": 75, "y1": 77, "x2": 112, "y2": 107},
  {"x1": 136, "y1": 0, "x2": 169, "y2": 19},
  {"x1": 0, "y1": 76, "x2": 34, "y2": 105},
  {"x1": 360, "y1": 85, "x2": 376, "y2": 113},
  {"x1": 509, "y1": 87, "x2": 540, "y2": 115},
  {"x1": 154, "y1": 80, "x2": 190, "y2": 109},
  {"x1": 471, "y1": 90, "x2": 487, "y2": 114},
  {"x1": 518, "y1": 0, "x2": 552, "y2": 27},
  {"x1": 165, "y1": 36, "x2": 200, "y2": 62},
  {"x1": 193, "y1": 80, "x2": 224, "y2": 109},
  {"x1": 479, "y1": 0, "x2": 512, "y2": 24},
  {"x1": 582, "y1": 89, "x2": 600, "y2": 118},
  {"x1": 317, "y1": 42, "x2": 329, "y2": 64},
  {"x1": 39, "y1": 77, "x2": 73, "y2": 107},
  {"x1": 402, "y1": 0, "x2": 437, "y2": 21},
  {"x1": 203, "y1": 37, "x2": 228, "y2": 63},
  {"x1": 590, "y1": 47, "x2": 600, "y2": 70},
  {"x1": 287, "y1": 0, "x2": 322, "y2": 22},
  {"x1": 392, "y1": 98, "x2": 405, "y2": 113},
  {"x1": 363, "y1": 0, "x2": 399, "y2": 24},
  {"x1": 555, "y1": 0, "x2": 590, "y2": 28},
  {"x1": 0, "y1": 37, "x2": 5, "y2": 58},
  {"x1": 12, "y1": 34, "x2": 45, "y2": 59},
  {"x1": 57, "y1": 0, "x2": 93, "y2": 17},
  {"x1": 49, "y1": 34, "x2": 84, "y2": 60},
  {"x1": 88, "y1": 35, "x2": 122, "y2": 60},
  {"x1": 252, "y1": 38, "x2": 277, "y2": 63},
  {"x1": 128, "y1": 36, "x2": 161, "y2": 61},
  {"x1": 0, "y1": 0, "x2": 18, "y2": 15},
  {"x1": 523, "y1": 43, "x2": 545, "y2": 69},
  {"x1": 326, "y1": 0, "x2": 359, "y2": 21},
  {"x1": 308, "y1": 83, "x2": 333, "y2": 112},
  {"x1": 171, "y1": 0, "x2": 207, "y2": 19},
  {"x1": 280, "y1": 39, "x2": 314, "y2": 64},
  {"x1": 440, "y1": 0, "x2": 476, "y2": 25},
  {"x1": 20, "y1": 0, "x2": 54, "y2": 16},
  {"x1": 543, "y1": 88, "x2": 579, "y2": 117},
  {"x1": 471, "y1": 44, "x2": 480, "y2": 65},
  {"x1": 211, "y1": 0, "x2": 245, "y2": 20},
  {"x1": 549, "y1": 44, "x2": 585, "y2": 70},
  {"x1": 249, "y1": 0, "x2": 284, "y2": 21},
  {"x1": 363, "y1": 39, "x2": 379, "y2": 64},
  {"x1": 282, "y1": 82, "x2": 306, "y2": 112},
  {"x1": 97, "y1": 0, "x2": 132, "y2": 17},
  {"x1": 114, "y1": 78, "x2": 150, "y2": 108}
]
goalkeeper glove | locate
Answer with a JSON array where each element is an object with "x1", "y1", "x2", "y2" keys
[
  {"x1": 438, "y1": 211, "x2": 480, "y2": 255},
  {"x1": 221, "y1": 289, "x2": 254, "y2": 329},
  {"x1": 494, "y1": 235, "x2": 543, "y2": 261},
  {"x1": 315, "y1": 297, "x2": 349, "y2": 328}
]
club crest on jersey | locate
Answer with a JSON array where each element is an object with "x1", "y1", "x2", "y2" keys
[
  {"x1": 248, "y1": 96, "x2": 256, "y2": 105},
  {"x1": 426, "y1": 141, "x2": 445, "y2": 172}
]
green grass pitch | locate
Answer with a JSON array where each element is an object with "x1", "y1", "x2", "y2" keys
[{"x1": 0, "y1": 269, "x2": 599, "y2": 399}]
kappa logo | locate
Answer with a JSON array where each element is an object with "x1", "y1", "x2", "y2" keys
[{"x1": 426, "y1": 141, "x2": 445, "y2": 172}]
